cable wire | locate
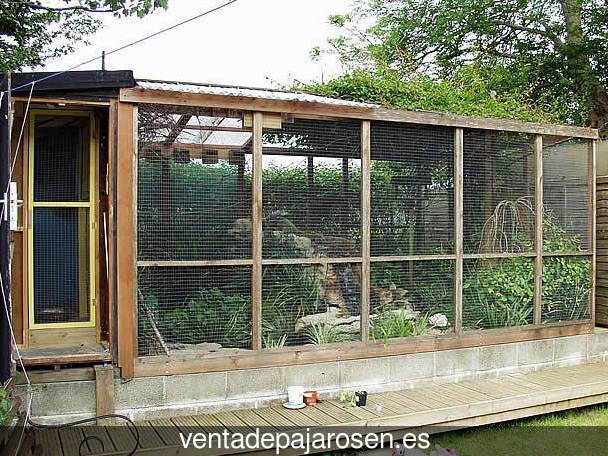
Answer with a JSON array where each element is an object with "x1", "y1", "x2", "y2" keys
[{"x1": 2, "y1": 0, "x2": 239, "y2": 94}]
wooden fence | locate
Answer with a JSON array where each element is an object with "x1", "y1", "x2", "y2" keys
[{"x1": 597, "y1": 175, "x2": 608, "y2": 325}]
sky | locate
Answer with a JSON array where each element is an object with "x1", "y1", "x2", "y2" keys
[{"x1": 39, "y1": 0, "x2": 352, "y2": 88}]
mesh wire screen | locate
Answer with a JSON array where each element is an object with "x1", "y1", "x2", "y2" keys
[
  {"x1": 34, "y1": 115, "x2": 90, "y2": 202},
  {"x1": 543, "y1": 137, "x2": 590, "y2": 253},
  {"x1": 137, "y1": 266, "x2": 252, "y2": 356},
  {"x1": 137, "y1": 104, "x2": 252, "y2": 261},
  {"x1": 33, "y1": 207, "x2": 90, "y2": 324},
  {"x1": 541, "y1": 256, "x2": 591, "y2": 323},
  {"x1": 370, "y1": 122, "x2": 454, "y2": 256},
  {"x1": 370, "y1": 260, "x2": 454, "y2": 341},
  {"x1": 463, "y1": 130, "x2": 535, "y2": 254},
  {"x1": 262, "y1": 117, "x2": 361, "y2": 259},
  {"x1": 463, "y1": 257, "x2": 534, "y2": 330},
  {"x1": 261, "y1": 263, "x2": 361, "y2": 347}
]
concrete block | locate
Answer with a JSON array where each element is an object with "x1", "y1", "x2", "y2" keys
[
  {"x1": 283, "y1": 362, "x2": 340, "y2": 391},
  {"x1": 434, "y1": 348, "x2": 478, "y2": 377},
  {"x1": 114, "y1": 376, "x2": 165, "y2": 410},
  {"x1": 589, "y1": 330, "x2": 608, "y2": 356},
  {"x1": 554, "y1": 335, "x2": 587, "y2": 361},
  {"x1": 23, "y1": 381, "x2": 96, "y2": 416},
  {"x1": 226, "y1": 367, "x2": 285, "y2": 399},
  {"x1": 340, "y1": 357, "x2": 390, "y2": 388},
  {"x1": 388, "y1": 352, "x2": 434, "y2": 382},
  {"x1": 478, "y1": 344, "x2": 517, "y2": 371},
  {"x1": 165, "y1": 371, "x2": 227, "y2": 405},
  {"x1": 517, "y1": 339, "x2": 554, "y2": 366}
]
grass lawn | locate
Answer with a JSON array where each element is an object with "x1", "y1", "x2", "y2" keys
[{"x1": 433, "y1": 404, "x2": 608, "y2": 455}]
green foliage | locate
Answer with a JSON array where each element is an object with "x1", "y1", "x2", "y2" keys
[
  {"x1": 370, "y1": 309, "x2": 430, "y2": 343},
  {"x1": 305, "y1": 323, "x2": 348, "y2": 345},
  {"x1": 299, "y1": 68, "x2": 558, "y2": 123},
  {"x1": 0, "y1": 385, "x2": 9, "y2": 426},
  {"x1": 318, "y1": 0, "x2": 608, "y2": 129},
  {"x1": 542, "y1": 258, "x2": 591, "y2": 323},
  {"x1": 0, "y1": 0, "x2": 168, "y2": 71},
  {"x1": 165, "y1": 288, "x2": 251, "y2": 348},
  {"x1": 463, "y1": 257, "x2": 535, "y2": 329}
]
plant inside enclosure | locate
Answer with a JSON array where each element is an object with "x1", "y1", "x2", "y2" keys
[
  {"x1": 305, "y1": 323, "x2": 349, "y2": 345},
  {"x1": 370, "y1": 309, "x2": 430, "y2": 342},
  {"x1": 542, "y1": 257, "x2": 591, "y2": 323},
  {"x1": 0, "y1": 385, "x2": 9, "y2": 426}
]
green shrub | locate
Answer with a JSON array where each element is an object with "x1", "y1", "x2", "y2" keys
[
  {"x1": 0, "y1": 385, "x2": 9, "y2": 426},
  {"x1": 157, "y1": 288, "x2": 251, "y2": 349},
  {"x1": 370, "y1": 309, "x2": 430, "y2": 342},
  {"x1": 463, "y1": 257, "x2": 535, "y2": 329},
  {"x1": 542, "y1": 256, "x2": 590, "y2": 322}
]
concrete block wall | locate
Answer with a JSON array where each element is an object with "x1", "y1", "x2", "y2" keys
[{"x1": 19, "y1": 329, "x2": 608, "y2": 423}]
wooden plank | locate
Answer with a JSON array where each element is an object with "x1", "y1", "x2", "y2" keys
[
  {"x1": 251, "y1": 407, "x2": 297, "y2": 428},
  {"x1": 58, "y1": 426, "x2": 85, "y2": 456},
  {"x1": 360, "y1": 120, "x2": 371, "y2": 343},
  {"x1": 81, "y1": 426, "x2": 115, "y2": 455},
  {"x1": 116, "y1": 102, "x2": 137, "y2": 377},
  {"x1": 34, "y1": 429, "x2": 63, "y2": 456},
  {"x1": 107, "y1": 99, "x2": 117, "y2": 357},
  {"x1": 591, "y1": 140, "x2": 597, "y2": 326},
  {"x1": 297, "y1": 404, "x2": 341, "y2": 425},
  {"x1": 192, "y1": 413, "x2": 225, "y2": 432},
  {"x1": 213, "y1": 411, "x2": 254, "y2": 432},
  {"x1": 270, "y1": 405, "x2": 320, "y2": 428},
  {"x1": 28, "y1": 327, "x2": 96, "y2": 347},
  {"x1": 137, "y1": 259, "x2": 253, "y2": 267},
  {"x1": 119, "y1": 88, "x2": 599, "y2": 139},
  {"x1": 133, "y1": 321, "x2": 593, "y2": 377},
  {"x1": 231, "y1": 408, "x2": 276, "y2": 429},
  {"x1": 534, "y1": 135, "x2": 543, "y2": 324},
  {"x1": 315, "y1": 400, "x2": 378, "y2": 421},
  {"x1": 370, "y1": 254, "x2": 456, "y2": 262},
  {"x1": 148, "y1": 418, "x2": 183, "y2": 446},
  {"x1": 251, "y1": 111, "x2": 263, "y2": 351},
  {"x1": 261, "y1": 257, "x2": 362, "y2": 265},
  {"x1": 94, "y1": 365, "x2": 115, "y2": 419},
  {"x1": 454, "y1": 128, "x2": 464, "y2": 333}
]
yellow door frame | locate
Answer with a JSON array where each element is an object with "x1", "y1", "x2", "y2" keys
[{"x1": 27, "y1": 109, "x2": 97, "y2": 329}]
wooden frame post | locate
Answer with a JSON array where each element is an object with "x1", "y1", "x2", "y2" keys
[
  {"x1": 360, "y1": 120, "x2": 371, "y2": 343},
  {"x1": 454, "y1": 128, "x2": 464, "y2": 334},
  {"x1": 590, "y1": 139, "x2": 597, "y2": 325},
  {"x1": 534, "y1": 135, "x2": 543, "y2": 325},
  {"x1": 115, "y1": 101, "x2": 137, "y2": 377},
  {"x1": 251, "y1": 112, "x2": 263, "y2": 351}
]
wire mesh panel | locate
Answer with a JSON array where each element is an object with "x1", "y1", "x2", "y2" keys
[
  {"x1": 33, "y1": 207, "x2": 90, "y2": 324},
  {"x1": 370, "y1": 260, "x2": 454, "y2": 341},
  {"x1": 261, "y1": 263, "x2": 361, "y2": 347},
  {"x1": 137, "y1": 104, "x2": 252, "y2": 261},
  {"x1": 137, "y1": 266, "x2": 252, "y2": 356},
  {"x1": 262, "y1": 117, "x2": 361, "y2": 259},
  {"x1": 541, "y1": 256, "x2": 591, "y2": 323},
  {"x1": 463, "y1": 257, "x2": 535, "y2": 330},
  {"x1": 33, "y1": 115, "x2": 90, "y2": 202},
  {"x1": 370, "y1": 122, "x2": 454, "y2": 256},
  {"x1": 463, "y1": 130, "x2": 535, "y2": 254},
  {"x1": 543, "y1": 137, "x2": 590, "y2": 253}
]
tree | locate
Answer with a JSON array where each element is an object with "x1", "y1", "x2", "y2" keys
[
  {"x1": 323, "y1": 0, "x2": 608, "y2": 131},
  {"x1": 0, "y1": 0, "x2": 168, "y2": 71}
]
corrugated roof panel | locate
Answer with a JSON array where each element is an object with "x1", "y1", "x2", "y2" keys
[{"x1": 136, "y1": 80, "x2": 379, "y2": 109}]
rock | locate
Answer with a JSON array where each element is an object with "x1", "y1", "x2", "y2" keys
[
  {"x1": 294, "y1": 307, "x2": 360, "y2": 334},
  {"x1": 229, "y1": 218, "x2": 251, "y2": 239}
]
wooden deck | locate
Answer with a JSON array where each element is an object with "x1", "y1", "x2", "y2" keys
[{"x1": 32, "y1": 361, "x2": 608, "y2": 455}]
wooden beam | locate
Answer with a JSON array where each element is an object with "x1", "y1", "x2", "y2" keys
[
  {"x1": 94, "y1": 364, "x2": 115, "y2": 421},
  {"x1": 116, "y1": 102, "x2": 137, "y2": 377},
  {"x1": 454, "y1": 128, "x2": 464, "y2": 334},
  {"x1": 133, "y1": 320, "x2": 593, "y2": 377},
  {"x1": 590, "y1": 139, "x2": 597, "y2": 325},
  {"x1": 119, "y1": 88, "x2": 599, "y2": 139},
  {"x1": 360, "y1": 120, "x2": 371, "y2": 343},
  {"x1": 251, "y1": 112, "x2": 263, "y2": 351},
  {"x1": 107, "y1": 100, "x2": 117, "y2": 356},
  {"x1": 534, "y1": 135, "x2": 543, "y2": 325}
]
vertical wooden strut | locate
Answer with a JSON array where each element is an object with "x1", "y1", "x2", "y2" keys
[
  {"x1": 590, "y1": 139, "x2": 597, "y2": 325},
  {"x1": 116, "y1": 101, "x2": 137, "y2": 377},
  {"x1": 534, "y1": 135, "x2": 543, "y2": 325},
  {"x1": 360, "y1": 120, "x2": 371, "y2": 343},
  {"x1": 251, "y1": 112, "x2": 263, "y2": 350},
  {"x1": 454, "y1": 128, "x2": 464, "y2": 335}
]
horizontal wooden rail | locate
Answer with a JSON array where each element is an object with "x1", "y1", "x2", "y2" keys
[{"x1": 119, "y1": 88, "x2": 599, "y2": 139}]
